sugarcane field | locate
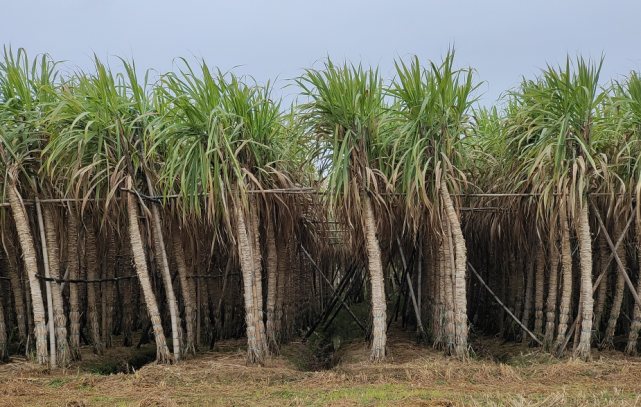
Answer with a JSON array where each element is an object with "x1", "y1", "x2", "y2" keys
[{"x1": 2, "y1": 43, "x2": 641, "y2": 406}]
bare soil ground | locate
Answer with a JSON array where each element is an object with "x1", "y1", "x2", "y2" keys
[{"x1": 1, "y1": 326, "x2": 641, "y2": 406}]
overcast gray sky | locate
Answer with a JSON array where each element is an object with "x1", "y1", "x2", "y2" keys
[{"x1": 3, "y1": 0, "x2": 640, "y2": 106}]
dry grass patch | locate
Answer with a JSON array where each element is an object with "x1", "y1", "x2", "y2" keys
[{"x1": 2, "y1": 333, "x2": 641, "y2": 406}]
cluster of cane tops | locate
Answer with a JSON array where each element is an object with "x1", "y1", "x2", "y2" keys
[{"x1": 2, "y1": 46, "x2": 641, "y2": 236}]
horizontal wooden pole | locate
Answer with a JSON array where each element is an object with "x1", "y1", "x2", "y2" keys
[
  {"x1": 35, "y1": 274, "x2": 138, "y2": 283},
  {"x1": 0, "y1": 191, "x2": 624, "y2": 208}
]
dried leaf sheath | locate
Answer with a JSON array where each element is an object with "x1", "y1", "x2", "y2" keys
[
  {"x1": 237, "y1": 205, "x2": 263, "y2": 365},
  {"x1": 573, "y1": 203, "x2": 593, "y2": 360},
  {"x1": 441, "y1": 180, "x2": 468, "y2": 358},
  {"x1": 364, "y1": 195, "x2": 387, "y2": 362},
  {"x1": 7, "y1": 179, "x2": 48, "y2": 364}
]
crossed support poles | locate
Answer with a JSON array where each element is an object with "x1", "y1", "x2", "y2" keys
[
  {"x1": 554, "y1": 199, "x2": 641, "y2": 357},
  {"x1": 303, "y1": 199, "x2": 641, "y2": 358},
  {"x1": 300, "y1": 244, "x2": 366, "y2": 335},
  {"x1": 468, "y1": 198, "x2": 641, "y2": 356}
]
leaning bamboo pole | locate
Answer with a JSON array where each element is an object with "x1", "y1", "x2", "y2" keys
[
  {"x1": 145, "y1": 176, "x2": 181, "y2": 362},
  {"x1": 34, "y1": 196, "x2": 57, "y2": 368}
]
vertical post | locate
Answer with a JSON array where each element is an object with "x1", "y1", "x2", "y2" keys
[{"x1": 34, "y1": 196, "x2": 56, "y2": 368}]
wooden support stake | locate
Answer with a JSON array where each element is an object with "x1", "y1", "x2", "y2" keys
[{"x1": 34, "y1": 196, "x2": 57, "y2": 368}]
